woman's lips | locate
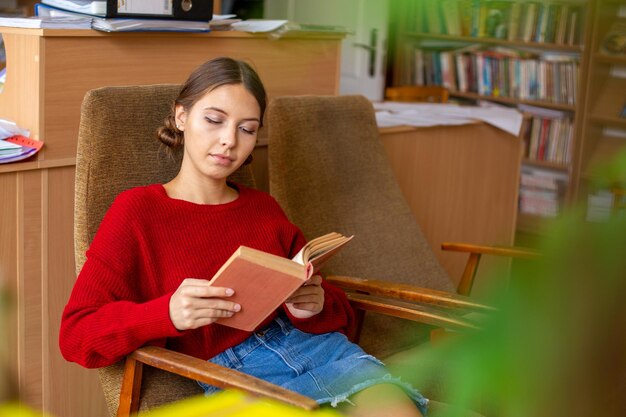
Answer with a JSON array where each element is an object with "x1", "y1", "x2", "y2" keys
[{"x1": 211, "y1": 154, "x2": 234, "y2": 166}]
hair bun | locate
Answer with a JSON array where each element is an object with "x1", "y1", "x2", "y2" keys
[{"x1": 156, "y1": 115, "x2": 183, "y2": 148}]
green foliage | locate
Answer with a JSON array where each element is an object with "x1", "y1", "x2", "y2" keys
[{"x1": 391, "y1": 151, "x2": 626, "y2": 417}]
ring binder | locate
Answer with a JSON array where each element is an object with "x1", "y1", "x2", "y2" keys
[
  {"x1": 105, "y1": 0, "x2": 213, "y2": 21},
  {"x1": 40, "y1": 0, "x2": 213, "y2": 21}
]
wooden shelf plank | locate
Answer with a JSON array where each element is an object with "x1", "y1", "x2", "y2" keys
[
  {"x1": 522, "y1": 159, "x2": 571, "y2": 171},
  {"x1": 449, "y1": 91, "x2": 576, "y2": 111},
  {"x1": 588, "y1": 114, "x2": 626, "y2": 128},
  {"x1": 405, "y1": 32, "x2": 585, "y2": 52},
  {"x1": 593, "y1": 53, "x2": 626, "y2": 65}
]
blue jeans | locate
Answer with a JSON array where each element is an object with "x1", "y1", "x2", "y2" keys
[{"x1": 198, "y1": 316, "x2": 428, "y2": 414}]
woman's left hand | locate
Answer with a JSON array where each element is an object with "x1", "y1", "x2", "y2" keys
[{"x1": 285, "y1": 274, "x2": 324, "y2": 319}]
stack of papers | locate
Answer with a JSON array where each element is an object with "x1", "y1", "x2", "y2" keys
[
  {"x1": 229, "y1": 20, "x2": 350, "y2": 36},
  {"x1": 41, "y1": 0, "x2": 106, "y2": 16},
  {"x1": 0, "y1": 119, "x2": 42, "y2": 164},
  {"x1": 231, "y1": 20, "x2": 287, "y2": 33},
  {"x1": 91, "y1": 18, "x2": 209, "y2": 32},
  {"x1": 0, "y1": 15, "x2": 91, "y2": 29},
  {"x1": 373, "y1": 102, "x2": 523, "y2": 136},
  {"x1": 0, "y1": 136, "x2": 43, "y2": 164}
]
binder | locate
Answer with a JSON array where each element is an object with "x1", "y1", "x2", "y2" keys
[
  {"x1": 35, "y1": 3, "x2": 211, "y2": 32},
  {"x1": 40, "y1": 0, "x2": 213, "y2": 21}
]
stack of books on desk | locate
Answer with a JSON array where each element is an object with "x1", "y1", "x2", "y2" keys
[{"x1": 35, "y1": 0, "x2": 212, "y2": 32}]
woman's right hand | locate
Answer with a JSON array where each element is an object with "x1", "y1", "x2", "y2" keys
[{"x1": 169, "y1": 278, "x2": 241, "y2": 331}]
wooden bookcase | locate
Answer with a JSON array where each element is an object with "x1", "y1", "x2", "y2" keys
[
  {"x1": 573, "y1": 0, "x2": 626, "y2": 213},
  {"x1": 388, "y1": 0, "x2": 595, "y2": 236}
]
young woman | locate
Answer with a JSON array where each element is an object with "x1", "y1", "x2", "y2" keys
[{"x1": 60, "y1": 57, "x2": 427, "y2": 417}]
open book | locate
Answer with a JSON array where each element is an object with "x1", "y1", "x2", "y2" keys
[{"x1": 208, "y1": 232, "x2": 353, "y2": 331}]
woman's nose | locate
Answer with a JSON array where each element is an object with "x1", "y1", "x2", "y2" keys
[{"x1": 220, "y1": 126, "x2": 237, "y2": 147}]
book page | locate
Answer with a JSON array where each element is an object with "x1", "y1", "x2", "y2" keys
[{"x1": 292, "y1": 232, "x2": 353, "y2": 275}]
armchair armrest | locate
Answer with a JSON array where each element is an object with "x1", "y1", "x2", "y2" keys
[
  {"x1": 327, "y1": 275, "x2": 493, "y2": 332},
  {"x1": 441, "y1": 242, "x2": 540, "y2": 259},
  {"x1": 327, "y1": 275, "x2": 494, "y2": 312},
  {"x1": 118, "y1": 346, "x2": 318, "y2": 416},
  {"x1": 441, "y1": 242, "x2": 540, "y2": 296}
]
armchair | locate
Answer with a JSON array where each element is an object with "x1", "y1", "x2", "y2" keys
[
  {"x1": 74, "y1": 85, "x2": 490, "y2": 417},
  {"x1": 266, "y1": 95, "x2": 537, "y2": 358}
]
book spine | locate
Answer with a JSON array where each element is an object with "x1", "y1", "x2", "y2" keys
[{"x1": 508, "y1": 2, "x2": 522, "y2": 41}]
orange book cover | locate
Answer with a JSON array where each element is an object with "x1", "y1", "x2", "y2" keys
[{"x1": 208, "y1": 232, "x2": 353, "y2": 331}]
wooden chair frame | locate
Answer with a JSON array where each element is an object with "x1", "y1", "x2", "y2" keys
[
  {"x1": 114, "y1": 239, "x2": 541, "y2": 417},
  {"x1": 115, "y1": 275, "x2": 493, "y2": 416}
]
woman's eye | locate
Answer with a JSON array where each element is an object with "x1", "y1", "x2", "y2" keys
[
  {"x1": 240, "y1": 126, "x2": 257, "y2": 135},
  {"x1": 206, "y1": 117, "x2": 221, "y2": 124}
]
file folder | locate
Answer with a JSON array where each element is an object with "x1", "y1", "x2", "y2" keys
[
  {"x1": 106, "y1": 0, "x2": 213, "y2": 20},
  {"x1": 41, "y1": 0, "x2": 213, "y2": 21}
]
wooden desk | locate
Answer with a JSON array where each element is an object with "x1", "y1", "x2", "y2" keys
[{"x1": 0, "y1": 27, "x2": 343, "y2": 417}]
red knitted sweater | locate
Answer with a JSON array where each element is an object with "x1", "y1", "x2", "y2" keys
[{"x1": 60, "y1": 183, "x2": 355, "y2": 368}]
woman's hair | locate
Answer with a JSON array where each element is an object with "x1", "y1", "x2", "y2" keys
[{"x1": 156, "y1": 57, "x2": 267, "y2": 157}]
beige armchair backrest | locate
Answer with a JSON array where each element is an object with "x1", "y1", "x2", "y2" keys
[
  {"x1": 74, "y1": 84, "x2": 256, "y2": 415},
  {"x1": 267, "y1": 95, "x2": 455, "y2": 358}
]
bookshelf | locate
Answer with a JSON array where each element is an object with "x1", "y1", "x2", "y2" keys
[
  {"x1": 574, "y1": 0, "x2": 626, "y2": 221},
  {"x1": 388, "y1": 0, "x2": 593, "y2": 235}
]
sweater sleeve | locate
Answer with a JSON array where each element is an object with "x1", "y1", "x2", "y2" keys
[
  {"x1": 281, "y1": 228, "x2": 357, "y2": 336},
  {"x1": 59, "y1": 193, "x2": 182, "y2": 368},
  {"x1": 60, "y1": 256, "x2": 182, "y2": 368}
]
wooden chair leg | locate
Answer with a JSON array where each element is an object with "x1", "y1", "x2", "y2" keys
[
  {"x1": 117, "y1": 356, "x2": 144, "y2": 417},
  {"x1": 457, "y1": 253, "x2": 481, "y2": 296}
]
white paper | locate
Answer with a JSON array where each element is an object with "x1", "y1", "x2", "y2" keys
[
  {"x1": 0, "y1": 119, "x2": 30, "y2": 140},
  {"x1": 373, "y1": 102, "x2": 523, "y2": 136},
  {"x1": 41, "y1": 0, "x2": 106, "y2": 16},
  {"x1": 231, "y1": 19, "x2": 287, "y2": 33}
]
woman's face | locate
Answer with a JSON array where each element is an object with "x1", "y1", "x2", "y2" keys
[{"x1": 175, "y1": 83, "x2": 261, "y2": 182}]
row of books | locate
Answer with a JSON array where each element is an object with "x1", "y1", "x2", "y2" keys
[
  {"x1": 408, "y1": 0, "x2": 585, "y2": 46},
  {"x1": 405, "y1": 45, "x2": 579, "y2": 105},
  {"x1": 524, "y1": 114, "x2": 574, "y2": 164},
  {"x1": 586, "y1": 189, "x2": 625, "y2": 222},
  {"x1": 519, "y1": 165, "x2": 569, "y2": 217}
]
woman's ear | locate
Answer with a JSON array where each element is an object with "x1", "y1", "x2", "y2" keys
[{"x1": 174, "y1": 104, "x2": 187, "y2": 131}]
